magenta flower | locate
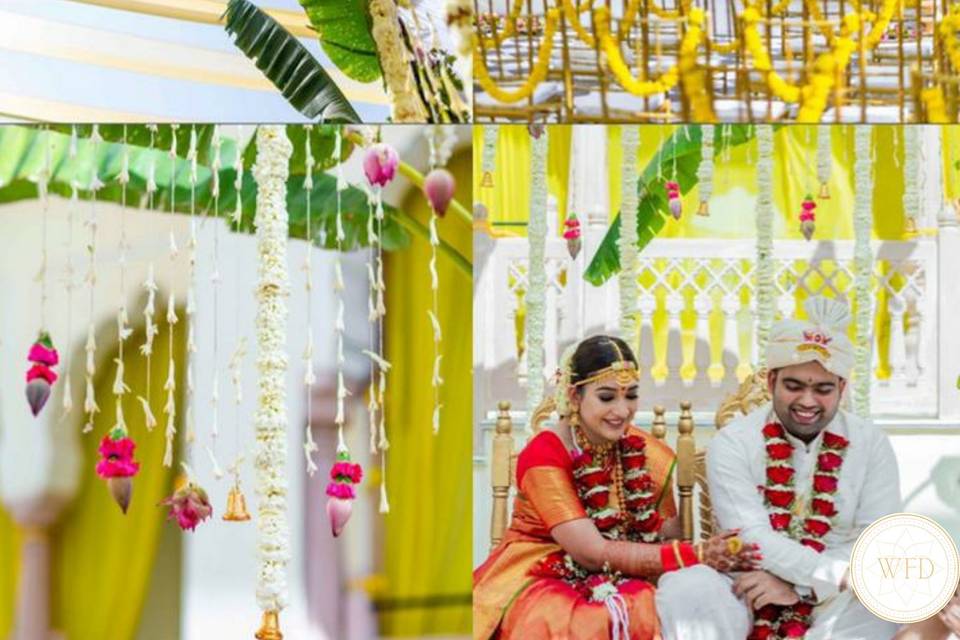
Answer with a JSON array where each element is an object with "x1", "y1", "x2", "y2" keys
[
  {"x1": 96, "y1": 434, "x2": 141, "y2": 479},
  {"x1": 28, "y1": 342, "x2": 59, "y2": 366},
  {"x1": 326, "y1": 482, "x2": 356, "y2": 500},
  {"x1": 26, "y1": 364, "x2": 57, "y2": 385},
  {"x1": 325, "y1": 450, "x2": 363, "y2": 537},
  {"x1": 424, "y1": 168, "x2": 456, "y2": 216},
  {"x1": 160, "y1": 483, "x2": 213, "y2": 532},
  {"x1": 25, "y1": 332, "x2": 59, "y2": 417},
  {"x1": 330, "y1": 461, "x2": 363, "y2": 484},
  {"x1": 363, "y1": 143, "x2": 399, "y2": 187}
]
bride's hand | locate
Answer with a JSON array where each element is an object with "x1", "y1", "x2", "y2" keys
[{"x1": 699, "y1": 529, "x2": 763, "y2": 573}]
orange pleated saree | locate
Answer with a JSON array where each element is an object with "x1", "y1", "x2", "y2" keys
[{"x1": 473, "y1": 428, "x2": 677, "y2": 640}]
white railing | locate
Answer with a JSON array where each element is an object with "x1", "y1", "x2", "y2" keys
[{"x1": 474, "y1": 212, "x2": 949, "y2": 433}]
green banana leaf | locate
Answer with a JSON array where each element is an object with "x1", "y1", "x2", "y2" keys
[
  {"x1": 223, "y1": 0, "x2": 361, "y2": 123},
  {"x1": 299, "y1": 0, "x2": 382, "y2": 83},
  {"x1": 584, "y1": 124, "x2": 762, "y2": 286},
  {"x1": 0, "y1": 125, "x2": 406, "y2": 252}
]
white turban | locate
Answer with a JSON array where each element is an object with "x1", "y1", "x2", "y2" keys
[{"x1": 766, "y1": 296, "x2": 854, "y2": 379}]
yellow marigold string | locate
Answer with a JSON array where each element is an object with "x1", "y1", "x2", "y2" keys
[
  {"x1": 864, "y1": 0, "x2": 900, "y2": 47},
  {"x1": 922, "y1": 86, "x2": 951, "y2": 122},
  {"x1": 563, "y1": 0, "x2": 596, "y2": 46},
  {"x1": 595, "y1": 6, "x2": 681, "y2": 96},
  {"x1": 711, "y1": 39, "x2": 741, "y2": 53},
  {"x1": 801, "y1": 0, "x2": 836, "y2": 45},
  {"x1": 742, "y1": 7, "x2": 802, "y2": 102},
  {"x1": 680, "y1": 9, "x2": 717, "y2": 121},
  {"x1": 796, "y1": 13, "x2": 861, "y2": 122},
  {"x1": 475, "y1": 9, "x2": 559, "y2": 103},
  {"x1": 479, "y1": 0, "x2": 525, "y2": 48},
  {"x1": 940, "y1": 5, "x2": 960, "y2": 73}
]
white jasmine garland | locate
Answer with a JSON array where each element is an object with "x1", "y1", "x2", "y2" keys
[
  {"x1": 83, "y1": 125, "x2": 104, "y2": 434},
  {"x1": 369, "y1": 0, "x2": 424, "y2": 122},
  {"x1": 698, "y1": 124, "x2": 714, "y2": 212},
  {"x1": 755, "y1": 125, "x2": 775, "y2": 364},
  {"x1": 427, "y1": 130, "x2": 444, "y2": 436},
  {"x1": 61, "y1": 129, "x2": 78, "y2": 420},
  {"x1": 333, "y1": 129, "x2": 351, "y2": 452},
  {"x1": 816, "y1": 126, "x2": 831, "y2": 192},
  {"x1": 252, "y1": 125, "x2": 293, "y2": 613},
  {"x1": 619, "y1": 126, "x2": 640, "y2": 346},
  {"x1": 482, "y1": 125, "x2": 498, "y2": 182},
  {"x1": 302, "y1": 126, "x2": 319, "y2": 476},
  {"x1": 902, "y1": 127, "x2": 919, "y2": 229},
  {"x1": 853, "y1": 127, "x2": 874, "y2": 417},
  {"x1": 208, "y1": 126, "x2": 224, "y2": 479},
  {"x1": 526, "y1": 131, "x2": 548, "y2": 418},
  {"x1": 163, "y1": 291, "x2": 178, "y2": 467}
]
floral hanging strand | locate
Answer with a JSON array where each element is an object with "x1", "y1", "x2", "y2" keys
[
  {"x1": 697, "y1": 124, "x2": 714, "y2": 216},
  {"x1": 755, "y1": 125, "x2": 776, "y2": 365},
  {"x1": 26, "y1": 128, "x2": 59, "y2": 418},
  {"x1": 251, "y1": 125, "x2": 293, "y2": 630},
  {"x1": 137, "y1": 125, "x2": 159, "y2": 433},
  {"x1": 619, "y1": 126, "x2": 640, "y2": 346},
  {"x1": 185, "y1": 125, "x2": 200, "y2": 449},
  {"x1": 526, "y1": 127, "x2": 548, "y2": 419},
  {"x1": 207, "y1": 126, "x2": 225, "y2": 480},
  {"x1": 83, "y1": 125, "x2": 104, "y2": 434},
  {"x1": 852, "y1": 127, "x2": 874, "y2": 418},
  {"x1": 302, "y1": 126, "x2": 320, "y2": 476},
  {"x1": 333, "y1": 129, "x2": 352, "y2": 452},
  {"x1": 61, "y1": 127, "x2": 79, "y2": 420},
  {"x1": 816, "y1": 126, "x2": 832, "y2": 199},
  {"x1": 162, "y1": 125, "x2": 180, "y2": 468},
  {"x1": 799, "y1": 195, "x2": 816, "y2": 241},
  {"x1": 369, "y1": 0, "x2": 424, "y2": 122},
  {"x1": 481, "y1": 125, "x2": 498, "y2": 188},
  {"x1": 902, "y1": 126, "x2": 919, "y2": 233}
]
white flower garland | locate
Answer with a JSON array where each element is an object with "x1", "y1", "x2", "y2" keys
[
  {"x1": 83, "y1": 125, "x2": 104, "y2": 434},
  {"x1": 207, "y1": 126, "x2": 225, "y2": 480},
  {"x1": 61, "y1": 127, "x2": 78, "y2": 419},
  {"x1": 755, "y1": 125, "x2": 775, "y2": 365},
  {"x1": 698, "y1": 124, "x2": 714, "y2": 214},
  {"x1": 816, "y1": 126, "x2": 832, "y2": 196},
  {"x1": 902, "y1": 126, "x2": 919, "y2": 230},
  {"x1": 526, "y1": 131, "x2": 548, "y2": 418},
  {"x1": 481, "y1": 125, "x2": 498, "y2": 186},
  {"x1": 853, "y1": 127, "x2": 874, "y2": 417},
  {"x1": 333, "y1": 130, "x2": 352, "y2": 451},
  {"x1": 302, "y1": 126, "x2": 319, "y2": 476},
  {"x1": 252, "y1": 125, "x2": 293, "y2": 613},
  {"x1": 138, "y1": 125, "x2": 159, "y2": 432},
  {"x1": 426, "y1": 130, "x2": 444, "y2": 436},
  {"x1": 369, "y1": 0, "x2": 424, "y2": 122},
  {"x1": 163, "y1": 127, "x2": 181, "y2": 468},
  {"x1": 619, "y1": 126, "x2": 639, "y2": 346},
  {"x1": 186, "y1": 127, "x2": 199, "y2": 452},
  {"x1": 113, "y1": 128, "x2": 132, "y2": 436}
]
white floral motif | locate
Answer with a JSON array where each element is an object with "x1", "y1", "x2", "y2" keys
[
  {"x1": 526, "y1": 131, "x2": 548, "y2": 417},
  {"x1": 252, "y1": 125, "x2": 293, "y2": 613},
  {"x1": 853, "y1": 127, "x2": 874, "y2": 417},
  {"x1": 618, "y1": 126, "x2": 639, "y2": 347},
  {"x1": 369, "y1": 0, "x2": 424, "y2": 122},
  {"x1": 755, "y1": 125, "x2": 775, "y2": 364}
]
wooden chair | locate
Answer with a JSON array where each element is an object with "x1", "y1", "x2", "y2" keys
[
  {"x1": 676, "y1": 369, "x2": 771, "y2": 541},
  {"x1": 488, "y1": 400, "x2": 671, "y2": 550}
]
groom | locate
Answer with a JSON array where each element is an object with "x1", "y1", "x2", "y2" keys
[{"x1": 656, "y1": 296, "x2": 901, "y2": 640}]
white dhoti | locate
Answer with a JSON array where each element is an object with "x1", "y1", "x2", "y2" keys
[{"x1": 656, "y1": 566, "x2": 901, "y2": 640}]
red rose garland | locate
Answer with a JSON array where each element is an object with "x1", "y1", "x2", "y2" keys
[{"x1": 751, "y1": 422, "x2": 849, "y2": 640}]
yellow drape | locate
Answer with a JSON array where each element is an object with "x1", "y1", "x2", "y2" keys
[
  {"x1": 379, "y1": 149, "x2": 472, "y2": 635},
  {"x1": 0, "y1": 505, "x2": 20, "y2": 637},
  {"x1": 51, "y1": 320, "x2": 182, "y2": 639}
]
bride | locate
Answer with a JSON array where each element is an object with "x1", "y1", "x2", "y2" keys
[{"x1": 473, "y1": 335, "x2": 761, "y2": 639}]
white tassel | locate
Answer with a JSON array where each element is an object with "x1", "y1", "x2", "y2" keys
[
  {"x1": 166, "y1": 292, "x2": 178, "y2": 324},
  {"x1": 138, "y1": 395, "x2": 157, "y2": 431},
  {"x1": 432, "y1": 404, "x2": 442, "y2": 435},
  {"x1": 334, "y1": 260, "x2": 344, "y2": 292},
  {"x1": 117, "y1": 306, "x2": 132, "y2": 341},
  {"x1": 427, "y1": 310, "x2": 443, "y2": 343},
  {"x1": 361, "y1": 349, "x2": 392, "y2": 372},
  {"x1": 205, "y1": 446, "x2": 225, "y2": 480},
  {"x1": 112, "y1": 358, "x2": 130, "y2": 395},
  {"x1": 61, "y1": 375, "x2": 73, "y2": 414},
  {"x1": 379, "y1": 480, "x2": 390, "y2": 514},
  {"x1": 432, "y1": 354, "x2": 444, "y2": 387},
  {"x1": 85, "y1": 325, "x2": 96, "y2": 375}
]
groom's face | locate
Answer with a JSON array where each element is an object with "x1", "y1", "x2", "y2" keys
[{"x1": 768, "y1": 361, "x2": 846, "y2": 442}]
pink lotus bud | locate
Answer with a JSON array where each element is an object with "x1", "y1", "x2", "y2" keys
[
  {"x1": 424, "y1": 168, "x2": 456, "y2": 216},
  {"x1": 108, "y1": 477, "x2": 133, "y2": 514},
  {"x1": 669, "y1": 199, "x2": 682, "y2": 220},
  {"x1": 801, "y1": 219, "x2": 816, "y2": 241},
  {"x1": 566, "y1": 236, "x2": 582, "y2": 260},
  {"x1": 26, "y1": 378, "x2": 51, "y2": 416},
  {"x1": 363, "y1": 143, "x2": 399, "y2": 187},
  {"x1": 327, "y1": 496, "x2": 353, "y2": 537}
]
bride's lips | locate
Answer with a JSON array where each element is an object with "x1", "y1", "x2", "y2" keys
[{"x1": 790, "y1": 406, "x2": 821, "y2": 425}]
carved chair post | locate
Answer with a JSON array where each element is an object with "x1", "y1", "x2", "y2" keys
[
  {"x1": 676, "y1": 401, "x2": 697, "y2": 542},
  {"x1": 651, "y1": 405, "x2": 667, "y2": 441},
  {"x1": 490, "y1": 401, "x2": 515, "y2": 551}
]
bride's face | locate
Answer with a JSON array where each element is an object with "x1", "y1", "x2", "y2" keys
[{"x1": 570, "y1": 380, "x2": 639, "y2": 444}]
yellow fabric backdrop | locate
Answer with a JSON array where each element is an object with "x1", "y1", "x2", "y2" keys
[
  {"x1": 51, "y1": 320, "x2": 182, "y2": 639},
  {"x1": 379, "y1": 149, "x2": 472, "y2": 635},
  {"x1": 0, "y1": 505, "x2": 20, "y2": 637},
  {"x1": 476, "y1": 125, "x2": 956, "y2": 384}
]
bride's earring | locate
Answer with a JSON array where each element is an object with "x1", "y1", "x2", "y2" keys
[{"x1": 569, "y1": 410, "x2": 580, "y2": 430}]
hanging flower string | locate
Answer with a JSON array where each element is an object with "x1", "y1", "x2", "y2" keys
[
  {"x1": 799, "y1": 195, "x2": 816, "y2": 241},
  {"x1": 619, "y1": 126, "x2": 640, "y2": 345},
  {"x1": 852, "y1": 127, "x2": 874, "y2": 417},
  {"x1": 903, "y1": 126, "x2": 919, "y2": 233},
  {"x1": 326, "y1": 449, "x2": 363, "y2": 537},
  {"x1": 185, "y1": 126, "x2": 200, "y2": 450},
  {"x1": 83, "y1": 125, "x2": 104, "y2": 434},
  {"x1": 698, "y1": 124, "x2": 714, "y2": 216},
  {"x1": 755, "y1": 125, "x2": 776, "y2": 364},
  {"x1": 206, "y1": 126, "x2": 225, "y2": 480},
  {"x1": 563, "y1": 214, "x2": 582, "y2": 260},
  {"x1": 161, "y1": 463, "x2": 213, "y2": 531},
  {"x1": 526, "y1": 128, "x2": 548, "y2": 418},
  {"x1": 333, "y1": 129, "x2": 352, "y2": 454},
  {"x1": 162, "y1": 126, "x2": 180, "y2": 468},
  {"x1": 61, "y1": 127, "x2": 78, "y2": 420},
  {"x1": 303, "y1": 126, "x2": 320, "y2": 476},
  {"x1": 816, "y1": 126, "x2": 832, "y2": 199},
  {"x1": 138, "y1": 125, "x2": 159, "y2": 433},
  {"x1": 481, "y1": 125, "x2": 498, "y2": 188}
]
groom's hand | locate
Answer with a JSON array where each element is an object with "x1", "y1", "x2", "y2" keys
[{"x1": 733, "y1": 570, "x2": 801, "y2": 610}]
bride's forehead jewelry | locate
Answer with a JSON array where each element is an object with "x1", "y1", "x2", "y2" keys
[{"x1": 573, "y1": 341, "x2": 639, "y2": 388}]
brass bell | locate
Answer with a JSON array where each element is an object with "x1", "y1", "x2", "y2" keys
[
  {"x1": 481, "y1": 171, "x2": 494, "y2": 188},
  {"x1": 697, "y1": 200, "x2": 709, "y2": 216},
  {"x1": 255, "y1": 610, "x2": 282, "y2": 640},
  {"x1": 818, "y1": 183, "x2": 830, "y2": 199},
  {"x1": 223, "y1": 485, "x2": 252, "y2": 522}
]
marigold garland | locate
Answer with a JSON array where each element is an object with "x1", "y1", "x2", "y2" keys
[
  {"x1": 479, "y1": 0, "x2": 525, "y2": 48},
  {"x1": 679, "y1": 9, "x2": 717, "y2": 122},
  {"x1": 474, "y1": 10, "x2": 558, "y2": 103},
  {"x1": 595, "y1": 7, "x2": 680, "y2": 96},
  {"x1": 940, "y1": 5, "x2": 960, "y2": 73}
]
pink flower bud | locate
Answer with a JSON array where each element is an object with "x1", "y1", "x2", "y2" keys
[
  {"x1": 363, "y1": 143, "x2": 399, "y2": 187},
  {"x1": 424, "y1": 168, "x2": 456, "y2": 216},
  {"x1": 327, "y1": 496, "x2": 354, "y2": 537},
  {"x1": 669, "y1": 199, "x2": 682, "y2": 220}
]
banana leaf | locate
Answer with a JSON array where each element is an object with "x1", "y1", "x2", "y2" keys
[
  {"x1": 299, "y1": 0, "x2": 382, "y2": 83},
  {"x1": 584, "y1": 124, "x2": 764, "y2": 286},
  {"x1": 223, "y1": 0, "x2": 361, "y2": 123},
  {"x1": 0, "y1": 125, "x2": 405, "y2": 252}
]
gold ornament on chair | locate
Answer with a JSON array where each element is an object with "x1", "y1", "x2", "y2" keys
[
  {"x1": 255, "y1": 610, "x2": 282, "y2": 640},
  {"x1": 223, "y1": 484, "x2": 251, "y2": 522}
]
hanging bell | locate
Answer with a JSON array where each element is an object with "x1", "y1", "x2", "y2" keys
[
  {"x1": 223, "y1": 485, "x2": 252, "y2": 522},
  {"x1": 818, "y1": 183, "x2": 830, "y2": 199},
  {"x1": 697, "y1": 200, "x2": 710, "y2": 216},
  {"x1": 255, "y1": 610, "x2": 283, "y2": 640},
  {"x1": 480, "y1": 171, "x2": 494, "y2": 188}
]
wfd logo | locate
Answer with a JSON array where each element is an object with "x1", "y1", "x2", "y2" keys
[{"x1": 850, "y1": 513, "x2": 959, "y2": 623}]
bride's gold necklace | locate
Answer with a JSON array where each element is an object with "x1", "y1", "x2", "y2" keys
[{"x1": 572, "y1": 423, "x2": 625, "y2": 513}]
